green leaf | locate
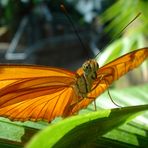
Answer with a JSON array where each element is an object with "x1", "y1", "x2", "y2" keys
[
  {"x1": 0, "y1": 118, "x2": 47, "y2": 147},
  {"x1": 26, "y1": 104, "x2": 148, "y2": 148},
  {"x1": 103, "y1": 122, "x2": 148, "y2": 147}
]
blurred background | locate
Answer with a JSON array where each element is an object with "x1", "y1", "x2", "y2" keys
[
  {"x1": 0, "y1": 0, "x2": 148, "y2": 89},
  {"x1": 0, "y1": 0, "x2": 112, "y2": 70}
]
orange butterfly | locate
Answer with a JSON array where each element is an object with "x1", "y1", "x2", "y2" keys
[{"x1": 0, "y1": 48, "x2": 147, "y2": 122}]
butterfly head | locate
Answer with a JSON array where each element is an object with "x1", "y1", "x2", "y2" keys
[{"x1": 82, "y1": 59, "x2": 99, "y2": 76}]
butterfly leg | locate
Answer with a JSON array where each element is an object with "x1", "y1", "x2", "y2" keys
[
  {"x1": 107, "y1": 88, "x2": 121, "y2": 107},
  {"x1": 102, "y1": 77, "x2": 121, "y2": 107},
  {"x1": 93, "y1": 100, "x2": 97, "y2": 111},
  {"x1": 85, "y1": 96, "x2": 97, "y2": 111}
]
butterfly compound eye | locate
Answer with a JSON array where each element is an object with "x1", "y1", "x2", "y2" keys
[
  {"x1": 83, "y1": 63, "x2": 90, "y2": 73},
  {"x1": 90, "y1": 59, "x2": 99, "y2": 72},
  {"x1": 82, "y1": 59, "x2": 99, "y2": 75}
]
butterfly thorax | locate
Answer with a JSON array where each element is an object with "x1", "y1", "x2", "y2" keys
[{"x1": 75, "y1": 59, "x2": 99, "y2": 98}]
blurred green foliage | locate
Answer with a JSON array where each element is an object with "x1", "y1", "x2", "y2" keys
[
  {"x1": 100, "y1": 0, "x2": 148, "y2": 52},
  {"x1": 97, "y1": 0, "x2": 148, "y2": 87}
]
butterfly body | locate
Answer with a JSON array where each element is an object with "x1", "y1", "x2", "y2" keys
[
  {"x1": 0, "y1": 48, "x2": 147, "y2": 122},
  {"x1": 75, "y1": 59, "x2": 99, "y2": 98}
]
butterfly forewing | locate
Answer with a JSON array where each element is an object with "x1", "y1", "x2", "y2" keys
[{"x1": 0, "y1": 67, "x2": 77, "y2": 122}]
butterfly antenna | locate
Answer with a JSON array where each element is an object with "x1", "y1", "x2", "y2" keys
[
  {"x1": 94, "y1": 12, "x2": 141, "y2": 59},
  {"x1": 60, "y1": 4, "x2": 88, "y2": 52},
  {"x1": 107, "y1": 89, "x2": 122, "y2": 107}
]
